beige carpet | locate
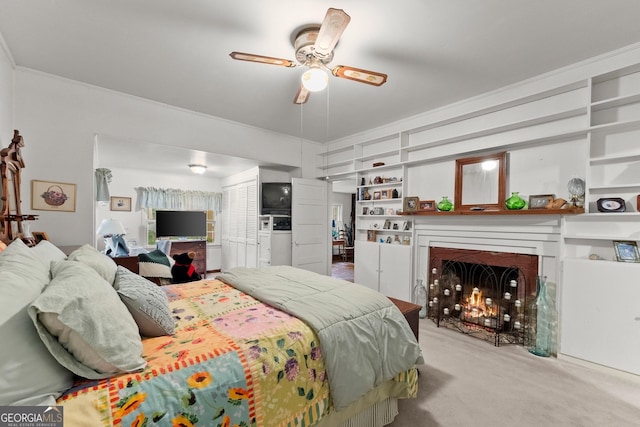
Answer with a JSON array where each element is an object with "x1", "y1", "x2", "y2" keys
[{"x1": 390, "y1": 319, "x2": 640, "y2": 427}]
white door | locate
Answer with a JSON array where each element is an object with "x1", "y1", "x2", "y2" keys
[
  {"x1": 257, "y1": 232, "x2": 271, "y2": 267},
  {"x1": 291, "y1": 178, "x2": 329, "y2": 275},
  {"x1": 354, "y1": 240, "x2": 380, "y2": 291},
  {"x1": 379, "y1": 244, "x2": 412, "y2": 301}
]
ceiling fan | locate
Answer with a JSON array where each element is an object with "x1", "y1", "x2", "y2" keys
[{"x1": 230, "y1": 8, "x2": 387, "y2": 104}]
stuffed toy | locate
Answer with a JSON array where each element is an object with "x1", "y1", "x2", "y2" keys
[{"x1": 171, "y1": 251, "x2": 202, "y2": 283}]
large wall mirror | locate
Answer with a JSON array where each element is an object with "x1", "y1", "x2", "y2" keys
[{"x1": 454, "y1": 151, "x2": 506, "y2": 211}]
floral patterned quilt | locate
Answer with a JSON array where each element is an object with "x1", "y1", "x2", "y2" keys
[{"x1": 57, "y1": 279, "x2": 416, "y2": 427}]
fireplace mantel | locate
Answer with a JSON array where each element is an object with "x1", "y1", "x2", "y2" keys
[{"x1": 401, "y1": 207, "x2": 584, "y2": 216}]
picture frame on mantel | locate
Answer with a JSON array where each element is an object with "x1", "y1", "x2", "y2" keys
[
  {"x1": 529, "y1": 194, "x2": 554, "y2": 209},
  {"x1": 403, "y1": 196, "x2": 419, "y2": 213},
  {"x1": 418, "y1": 200, "x2": 436, "y2": 212}
]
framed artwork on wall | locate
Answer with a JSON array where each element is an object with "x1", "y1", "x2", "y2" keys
[
  {"x1": 31, "y1": 180, "x2": 76, "y2": 212},
  {"x1": 110, "y1": 196, "x2": 132, "y2": 211}
]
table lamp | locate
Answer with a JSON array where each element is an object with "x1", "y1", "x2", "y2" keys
[{"x1": 96, "y1": 219, "x2": 128, "y2": 257}]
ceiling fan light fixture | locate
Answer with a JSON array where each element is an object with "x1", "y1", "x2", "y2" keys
[
  {"x1": 189, "y1": 164, "x2": 207, "y2": 174},
  {"x1": 301, "y1": 67, "x2": 328, "y2": 92}
]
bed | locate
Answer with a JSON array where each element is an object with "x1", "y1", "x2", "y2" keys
[{"x1": 0, "y1": 240, "x2": 422, "y2": 427}]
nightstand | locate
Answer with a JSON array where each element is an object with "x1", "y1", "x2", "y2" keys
[
  {"x1": 388, "y1": 297, "x2": 421, "y2": 341},
  {"x1": 112, "y1": 255, "x2": 139, "y2": 274}
]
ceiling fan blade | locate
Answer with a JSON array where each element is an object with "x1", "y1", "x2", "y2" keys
[
  {"x1": 229, "y1": 52, "x2": 297, "y2": 68},
  {"x1": 313, "y1": 8, "x2": 351, "y2": 59},
  {"x1": 293, "y1": 85, "x2": 310, "y2": 104},
  {"x1": 332, "y1": 65, "x2": 388, "y2": 86}
]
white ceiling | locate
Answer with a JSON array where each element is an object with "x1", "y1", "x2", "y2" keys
[{"x1": 2, "y1": 0, "x2": 640, "y2": 172}]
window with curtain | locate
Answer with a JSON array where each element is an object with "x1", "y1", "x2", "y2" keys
[{"x1": 136, "y1": 187, "x2": 222, "y2": 212}]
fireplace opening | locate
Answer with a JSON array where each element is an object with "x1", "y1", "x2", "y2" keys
[{"x1": 428, "y1": 247, "x2": 538, "y2": 346}]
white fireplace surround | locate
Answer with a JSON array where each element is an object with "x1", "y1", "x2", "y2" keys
[{"x1": 414, "y1": 214, "x2": 562, "y2": 317}]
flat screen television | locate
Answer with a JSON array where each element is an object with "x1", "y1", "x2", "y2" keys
[
  {"x1": 156, "y1": 210, "x2": 206, "y2": 238},
  {"x1": 261, "y1": 182, "x2": 292, "y2": 215}
]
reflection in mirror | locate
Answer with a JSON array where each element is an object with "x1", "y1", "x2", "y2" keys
[{"x1": 454, "y1": 152, "x2": 506, "y2": 211}]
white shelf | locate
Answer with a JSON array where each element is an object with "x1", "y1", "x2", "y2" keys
[
  {"x1": 357, "y1": 181, "x2": 402, "y2": 189},
  {"x1": 355, "y1": 149, "x2": 400, "y2": 162},
  {"x1": 589, "y1": 118, "x2": 640, "y2": 133},
  {"x1": 588, "y1": 183, "x2": 640, "y2": 191},
  {"x1": 357, "y1": 214, "x2": 404, "y2": 218},
  {"x1": 325, "y1": 159, "x2": 353, "y2": 168},
  {"x1": 357, "y1": 198, "x2": 402, "y2": 204},
  {"x1": 402, "y1": 108, "x2": 587, "y2": 153},
  {"x1": 358, "y1": 229, "x2": 412, "y2": 234},
  {"x1": 563, "y1": 234, "x2": 636, "y2": 241},
  {"x1": 589, "y1": 152, "x2": 640, "y2": 165},
  {"x1": 590, "y1": 92, "x2": 640, "y2": 112}
]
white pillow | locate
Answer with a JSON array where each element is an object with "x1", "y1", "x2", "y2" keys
[
  {"x1": 0, "y1": 239, "x2": 74, "y2": 405},
  {"x1": 30, "y1": 240, "x2": 67, "y2": 265},
  {"x1": 29, "y1": 260, "x2": 146, "y2": 379},
  {"x1": 67, "y1": 244, "x2": 118, "y2": 284}
]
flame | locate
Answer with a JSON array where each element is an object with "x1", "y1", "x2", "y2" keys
[{"x1": 462, "y1": 288, "x2": 497, "y2": 323}]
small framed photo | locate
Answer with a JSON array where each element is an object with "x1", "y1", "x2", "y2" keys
[
  {"x1": 613, "y1": 240, "x2": 640, "y2": 262},
  {"x1": 362, "y1": 206, "x2": 369, "y2": 215},
  {"x1": 380, "y1": 189, "x2": 391, "y2": 199},
  {"x1": 110, "y1": 196, "x2": 132, "y2": 211},
  {"x1": 373, "y1": 191, "x2": 382, "y2": 200},
  {"x1": 392, "y1": 222, "x2": 399, "y2": 230},
  {"x1": 383, "y1": 219, "x2": 391, "y2": 229},
  {"x1": 402, "y1": 221, "x2": 412, "y2": 231},
  {"x1": 418, "y1": 200, "x2": 436, "y2": 212},
  {"x1": 32, "y1": 231, "x2": 49, "y2": 243},
  {"x1": 597, "y1": 197, "x2": 626, "y2": 213},
  {"x1": 403, "y1": 196, "x2": 419, "y2": 213},
  {"x1": 367, "y1": 229, "x2": 377, "y2": 242},
  {"x1": 529, "y1": 194, "x2": 554, "y2": 209}
]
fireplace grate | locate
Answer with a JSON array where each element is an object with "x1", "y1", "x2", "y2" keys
[{"x1": 428, "y1": 247, "x2": 538, "y2": 347}]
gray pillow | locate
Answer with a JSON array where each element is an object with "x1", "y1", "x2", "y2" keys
[
  {"x1": 114, "y1": 266, "x2": 175, "y2": 337},
  {"x1": 29, "y1": 260, "x2": 146, "y2": 379}
]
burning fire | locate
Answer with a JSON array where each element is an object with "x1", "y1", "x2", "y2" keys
[{"x1": 463, "y1": 287, "x2": 497, "y2": 319}]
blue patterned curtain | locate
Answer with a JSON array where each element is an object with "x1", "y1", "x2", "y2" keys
[{"x1": 136, "y1": 187, "x2": 222, "y2": 212}]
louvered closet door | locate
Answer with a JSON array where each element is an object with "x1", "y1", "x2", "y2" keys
[
  {"x1": 221, "y1": 189, "x2": 231, "y2": 271},
  {"x1": 245, "y1": 182, "x2": 258, "y2": 268},
  {"x1": 235, "y1": 184, "x2": 248, "y2": 267}
]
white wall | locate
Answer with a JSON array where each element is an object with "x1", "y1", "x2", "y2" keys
[
  {"x1": 13, "y1": 69, "x2": 320, "y2": 246},
  {"x1": 0, "y1": 35, "x2": 14, "y2": 148}
]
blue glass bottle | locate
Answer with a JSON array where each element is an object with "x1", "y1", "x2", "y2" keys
[{"x1": 528, "y1": 276, "x2": 557, "y2": 357}]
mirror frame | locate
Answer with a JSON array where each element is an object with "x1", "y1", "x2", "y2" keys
[{"x1": 454, "y1": 151, "x2": 506, "y2": 211}]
